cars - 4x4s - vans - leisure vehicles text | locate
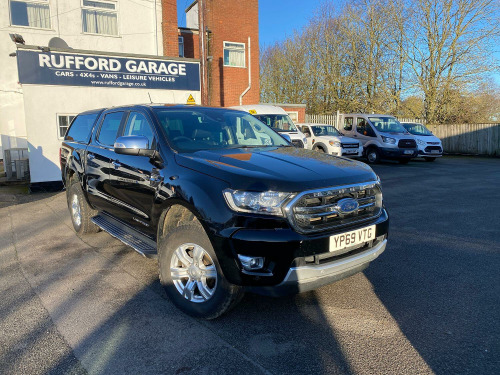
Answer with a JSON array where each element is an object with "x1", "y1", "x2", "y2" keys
[
  {"x1": 60, "y1": 105, "x2": 389, "y2": 319},
  {"x1": 230, "y1": 104, "x2": 308, "y2": 148},
  {"x1": 340, "y1": 114, "x2": 418, "y2": 164}
]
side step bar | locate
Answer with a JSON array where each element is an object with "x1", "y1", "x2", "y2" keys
[{"x1": 91, "y1": 213, "x2": 157, "y2": 258}]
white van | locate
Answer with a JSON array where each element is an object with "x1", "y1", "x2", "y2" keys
[
  {"x1": 400, "y1": 122, "x2": 443, "y2": 162},
  {"x1": 230, "y1": 105, "x2": 307, "y2": 148},
  {"x1": 339, "y1": 114, "x2": 419, "y2": 164}
]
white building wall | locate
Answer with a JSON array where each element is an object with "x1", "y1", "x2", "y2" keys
[
  {"x1": 186, "y1": 3, "x2": 199, "y2": 29},
  {"x1": 0, "y1": 0, "x2": 164, "y2": 171}
]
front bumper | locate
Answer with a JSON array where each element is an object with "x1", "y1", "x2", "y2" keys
[
  {"x1": 379, "y1": 147, "x2": 418, "y2": 159},
  {"x1": 332, "y1": 147, "x2": 363, "y2": 157},
  {"x1": 418, "y1": 148, "x2": 443, "y2": 157},
  {"x1": 250, "y1": 239, "x2": 387, "y2": 296},
  {"x1": 214, "y1": 209, "x2": 389, "y2": 289}
]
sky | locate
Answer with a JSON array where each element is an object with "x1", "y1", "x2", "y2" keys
[{"x1": 176, "y1": 0, "x2": 320, "y2": 47}]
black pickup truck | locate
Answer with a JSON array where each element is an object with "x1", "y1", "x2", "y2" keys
[{"x1": 60, "y1": 105, "x2": 389, "y2": 319}]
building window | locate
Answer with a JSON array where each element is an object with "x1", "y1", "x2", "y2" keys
[
  {"x1": 58, "y1": 114, "x2": 76, "y2": 139},
  {"x1": 179, "y1": 36, "x2": 184, "y2": 57},
  {"x1": 10, "y1": 0, "x2": 51, "y2": 29},
  {"x1": 287, "y1": 111, "x2": 299, "y2": 123},
  {"x1": 82, "y1": 0, "x2": 118, "y2": 36},
  {"x1": 223, "y1": 41, "x2": 245, "y2": 68}
]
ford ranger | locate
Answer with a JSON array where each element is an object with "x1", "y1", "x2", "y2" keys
[{"x1": 60, "y1": 105, "x2": 389, "y2": 319}]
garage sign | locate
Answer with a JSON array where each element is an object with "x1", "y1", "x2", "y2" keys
[{"x1": 16, "y1": 49, "x2": 200, "y2": 91}]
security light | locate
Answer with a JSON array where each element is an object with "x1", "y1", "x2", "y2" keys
[{"x1": 9, "y1": 33, "x2": 25, "y2": 45}]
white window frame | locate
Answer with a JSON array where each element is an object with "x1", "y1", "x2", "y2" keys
[
  {"x1": 179, "y1": 36, "x2": 184, "y2": 57},
  {"x1": 81, "y1": 0, "x2": 119, "y2": 37},
  {"x1": 287, "y1": 111, "x2": 299, "y2": 123},
  {"x1": 9, "y1": 0, "x2": 52, "y2": 30},
  {"x1": 57, "y1": 114, "x2": 76, "y2": 139},
  {"x1": 223, "y1": 41, "x2": 246, "y2": 68}
]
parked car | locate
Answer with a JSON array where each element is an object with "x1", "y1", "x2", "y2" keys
[
  {"x1": 298, "y1": 123, "x2": 363, "y2": 158},
  {"x1": 60, "y1": 105, "x2": 389, "y2": 319},
  {"x1": 400, "y1": 122, "x2": 443, "y2": 162},
  {"x1": 339, "y1": 114, "x2": 418, "y2": 164},
  {"x1": 230, "y1": 104, "x2": 308, "y2": 148}
]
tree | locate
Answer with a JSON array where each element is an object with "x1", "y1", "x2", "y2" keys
[{"x1": 405, "y1": 0, "x2": 500, "y2": 123}]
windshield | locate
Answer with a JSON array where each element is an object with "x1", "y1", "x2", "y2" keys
[
  {"x1": 368, "y1": 117, "x2": 407, "y2": 134},
  {"x1": 153, "y1": 108, "x2": 289, "y2": 152},
  {"x1": 402, "y1": 123, "x2": 432, "y2": 136},
  {"x1": 253, "y1": 114, "x2": 298, "y2": 132},
  {"x1": 311, "y1": 125, "x2": 340, "y2": 137}
]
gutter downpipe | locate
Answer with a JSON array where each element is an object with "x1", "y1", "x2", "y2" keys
[
  {"x1": 239, "y1": 36, "x2": 251, "y2": 105},
  {"x1": 154, "y1": 0, "x2": 159, "y2": 55}
]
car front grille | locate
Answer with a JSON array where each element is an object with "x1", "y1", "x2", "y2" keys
[
  {"x1": 285, "y1": 181, "x2": 383, "y2": 234},
  {"x1": 341, "y1": 143, "x2": 359, "y2": 148},
  {"x1": 398, "y1": 139, "x2": 417, "y2": 148},
  {"x1": 291, "y1": 140, "x2": 305, "y2": 148}
]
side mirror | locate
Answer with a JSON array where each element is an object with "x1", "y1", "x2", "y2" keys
[
  {"x1": 280, "y1": 133, "x2": 292, "y2": 143},
  {"x1": 114, "y1": 135, "x2": 155, "y2": 157}
]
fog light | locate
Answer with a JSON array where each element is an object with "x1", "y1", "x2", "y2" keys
[{"x1": 238, "y1": 255, "x2": 265, "y2": 271}]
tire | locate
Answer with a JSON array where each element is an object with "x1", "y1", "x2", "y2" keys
[
  {"x1": 424, "y1": 157, "x2": 436, "y2": 162},
  {"x1": 158, "y1": 222, "x2": 243, "y2": 319},
  {"x1": 67, "y1": 182, "x2": 100, "y2": 235},
  {"x1": 366, "y1": 147, "x2": 380, "y2": 164},
  {"x1": 314, "y1": 146, "x2": 326, "y2": 153},
  {"x1": 398, "y1": 158, "x2": 411, "y2": 164}
]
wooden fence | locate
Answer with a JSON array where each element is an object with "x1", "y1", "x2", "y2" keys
[
  {"x1": 427, "y1": 123, "x2": 500, "y2": 156},
  {"x1": 304, "y1": 114, "x2": 338, "y2": 126},
  {"x1": 303, "y1": 114, "x2": 499, "y2": 156}
]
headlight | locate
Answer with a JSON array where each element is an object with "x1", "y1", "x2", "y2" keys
[
  {"x1": 416, "y1": 139, "x2": 426, "y2": 146},
  {"x1": 223, "y1": 189, "x2": 291, "y2": 216},
  {"x1": 303, "y1": 137, "x2": 307, "y2": 145},
  {"x1": 329, "y1": 140, "x2": 341, "y2": 147},
  {"x1": 381, "y1": 136, "x2": 396, "y2": 144}
]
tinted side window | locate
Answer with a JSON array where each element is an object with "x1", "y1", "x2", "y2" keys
[
  {"x1": 357, "y1": 118, "x2": 367, "y2": 134},
  {"x1": 123, "y1": 112, "x2": 155, "y2": 148},
  {"x1": 65, "y1": 113, "x2": 99, "y2": 143},
  {"x1": 344, "y1": 117, "x2": 353, "y2": 131},
  {"x1": 98, "y1": 112, "x2": 124, "y2": 146}
]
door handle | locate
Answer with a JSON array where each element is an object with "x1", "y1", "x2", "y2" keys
[
  {"x1": 112, "y1": 161, "x2": 121, "y2": 169},
  {"x1": 87, "y1": 154, "x2": 95, "y2": 160}
]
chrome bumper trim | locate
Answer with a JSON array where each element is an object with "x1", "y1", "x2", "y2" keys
[{"x1": 278, "y1": 239, "x2": 387, "y2": 287}]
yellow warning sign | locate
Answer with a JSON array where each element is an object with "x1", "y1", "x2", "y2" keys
[
  {"x1": 187, "y1": 94, "x2": 196, "y2": 105},
  {"x1": 249, "y1": 109, "x2": 257, "y2": 115}
]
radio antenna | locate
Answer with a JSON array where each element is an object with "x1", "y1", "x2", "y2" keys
[{"x1": 148, "y1": 92, "x2": 153, "y2": 104}]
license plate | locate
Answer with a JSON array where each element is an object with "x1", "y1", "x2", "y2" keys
[
  {"x1": 344, "y1": 150, "x2": 357, "y2": 154},
  {"x1": 404, "y1": 150, "x2": 413, "y2": 155},
  {"x1": 431, "y1": 150, "x2": 440, "y2": 154},
  {"x1": 329, "y1": 225, "x2": 376, "y2": 252}
]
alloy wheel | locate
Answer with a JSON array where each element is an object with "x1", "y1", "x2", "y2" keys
[{"x1": 170, "y1": 243, "x2": 218, "y2": 303}]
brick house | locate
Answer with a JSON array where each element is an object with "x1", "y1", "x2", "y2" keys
[{"x1": 163, "y1": 0, "x2": 259, "y2": 107}]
